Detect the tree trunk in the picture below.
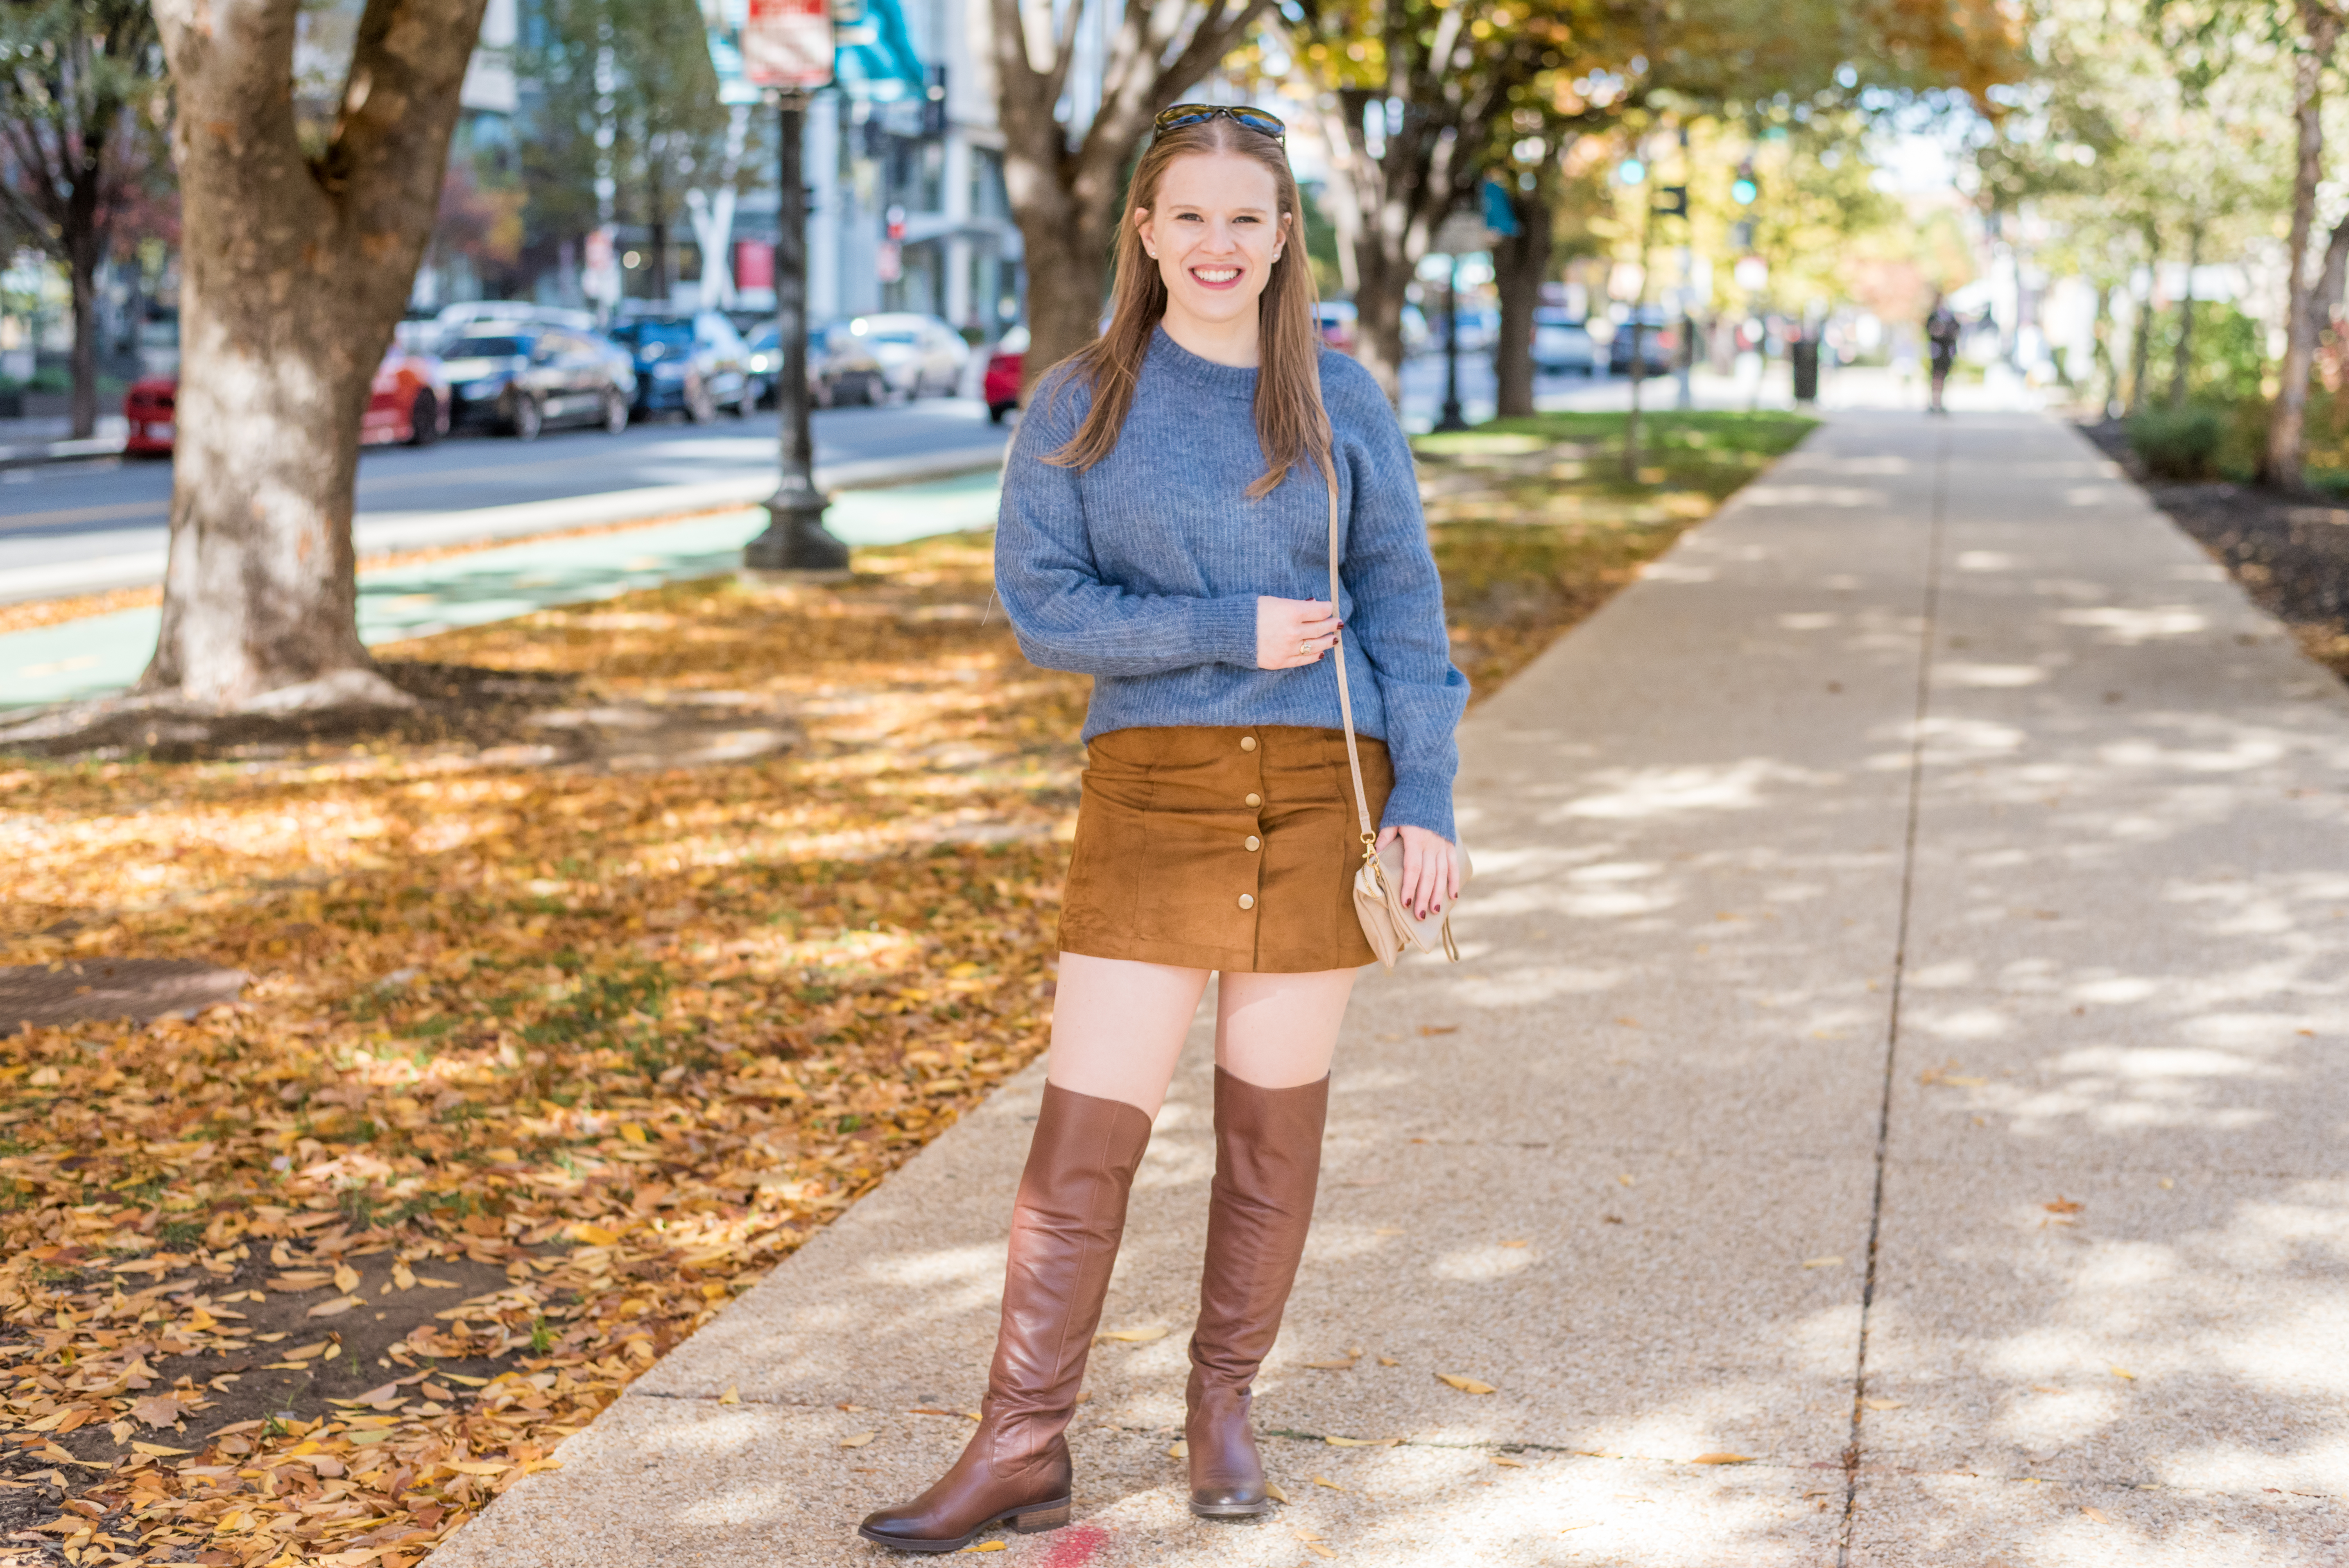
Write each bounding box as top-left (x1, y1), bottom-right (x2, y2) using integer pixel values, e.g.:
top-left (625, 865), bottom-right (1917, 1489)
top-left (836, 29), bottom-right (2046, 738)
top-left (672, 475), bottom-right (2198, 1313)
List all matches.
top-left (67, 244), bottom-right (100, 440)
top-left (650, 215), bottom-right (670, 304)
top-left (2127, 243), bottom-right (2156, 416)
top-left (1001, 132), bottom-right (1115, 394)
top-left (2170, 226), bottom-right (2199, 409)
top-left (2263, 7), bottom-right (2340, 489)
top-left (144, 0), bottom-right (491, 713)
top-left (1491, 183), bottom-right (1552, 419)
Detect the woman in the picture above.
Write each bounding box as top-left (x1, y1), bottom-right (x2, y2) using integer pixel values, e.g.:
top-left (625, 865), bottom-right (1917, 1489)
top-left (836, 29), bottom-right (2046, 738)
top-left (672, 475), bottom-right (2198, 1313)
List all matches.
top-left (856, 103), bottom-right (1466, 1553)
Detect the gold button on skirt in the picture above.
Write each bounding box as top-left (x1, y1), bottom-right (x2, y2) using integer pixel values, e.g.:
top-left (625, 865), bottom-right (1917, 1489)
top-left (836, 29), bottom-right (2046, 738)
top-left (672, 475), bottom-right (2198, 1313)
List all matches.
top-left (1059, 725), bottom-right (1394, 973)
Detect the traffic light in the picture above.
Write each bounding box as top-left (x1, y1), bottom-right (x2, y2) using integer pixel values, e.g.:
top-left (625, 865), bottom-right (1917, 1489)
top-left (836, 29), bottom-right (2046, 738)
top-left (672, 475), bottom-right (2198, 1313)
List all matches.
top-left (1618, 156), bottom-right (1647, 186)
top-left (1732, 159), bottom-right (1758, 206)
top-left (1654, 185), bottom-right (1687, 219)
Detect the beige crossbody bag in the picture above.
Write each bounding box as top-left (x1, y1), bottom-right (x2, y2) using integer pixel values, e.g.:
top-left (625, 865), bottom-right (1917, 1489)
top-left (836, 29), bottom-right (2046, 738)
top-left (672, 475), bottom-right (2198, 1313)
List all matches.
top-left (1319, 454), bottom-right (1471, 968)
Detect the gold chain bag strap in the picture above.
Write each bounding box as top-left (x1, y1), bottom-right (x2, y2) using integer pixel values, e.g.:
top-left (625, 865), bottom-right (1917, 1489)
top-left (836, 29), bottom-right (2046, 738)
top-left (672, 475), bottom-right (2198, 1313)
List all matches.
top-left (1319, 453), bottom-right (1471, 970)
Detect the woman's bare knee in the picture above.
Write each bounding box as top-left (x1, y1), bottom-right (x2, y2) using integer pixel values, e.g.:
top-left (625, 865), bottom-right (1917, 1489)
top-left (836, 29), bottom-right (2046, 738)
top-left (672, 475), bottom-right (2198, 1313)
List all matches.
top-left (1213, 968), bottom-right (1359, 1088)
top-left (1044, 953), bottom-right (1209, 1115)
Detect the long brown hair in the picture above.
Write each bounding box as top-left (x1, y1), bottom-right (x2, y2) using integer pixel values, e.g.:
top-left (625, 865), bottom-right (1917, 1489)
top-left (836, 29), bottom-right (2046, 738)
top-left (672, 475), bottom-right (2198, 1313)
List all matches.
top-left (1046, 116), bottom-right (1332, 500)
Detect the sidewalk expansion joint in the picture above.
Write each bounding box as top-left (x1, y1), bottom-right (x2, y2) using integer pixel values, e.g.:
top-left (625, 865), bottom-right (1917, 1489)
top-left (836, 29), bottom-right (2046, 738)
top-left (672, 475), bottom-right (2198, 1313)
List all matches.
top-left (1838, 427), bottom-right (1949, 1568)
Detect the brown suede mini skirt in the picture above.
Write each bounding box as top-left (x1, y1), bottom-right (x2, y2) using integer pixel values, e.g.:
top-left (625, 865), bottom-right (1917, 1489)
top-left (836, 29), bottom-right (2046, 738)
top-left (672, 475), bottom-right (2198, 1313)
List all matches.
top-left (1059, 725), bottom-right (1394, 973)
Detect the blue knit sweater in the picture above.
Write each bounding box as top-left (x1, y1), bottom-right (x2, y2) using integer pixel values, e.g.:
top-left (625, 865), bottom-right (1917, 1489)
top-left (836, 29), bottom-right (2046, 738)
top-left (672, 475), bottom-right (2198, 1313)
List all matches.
top-left (995, 326), bottom-right (1467, 839)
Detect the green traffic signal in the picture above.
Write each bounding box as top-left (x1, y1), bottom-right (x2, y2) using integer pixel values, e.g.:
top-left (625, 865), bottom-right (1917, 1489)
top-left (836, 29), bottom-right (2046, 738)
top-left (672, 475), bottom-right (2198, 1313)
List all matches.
top-left (1732, 176), bottom-right (1758, 205)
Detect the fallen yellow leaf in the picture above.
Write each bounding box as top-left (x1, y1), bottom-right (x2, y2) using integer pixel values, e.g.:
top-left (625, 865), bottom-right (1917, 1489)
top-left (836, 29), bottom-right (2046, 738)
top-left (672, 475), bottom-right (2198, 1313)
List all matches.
top-left (718, 1387), bottom-right (740, 1405)
top-left (840, 1431), bottom-right (876, 1449)
top-left (1861, 1398), bottom-right (1904, 1411)
top-left (1097, 1326), bottom-right (1169, 1343)
top-left (1378, 1356), bottom-right (1399, 1367)
top-left (1264, 1481), bottom-right (1290, 1503)
top-left (573, 1223), bottom-right (622, 1246)
top-left (1313, 1475), bottom-right (1346, 1491)
top-left (1802, 1256), bottom-right (1844, 1269)
top-left (332, 1263), bottom-right (360, 1294)
top-left (285, 1340), bottom-right (332, 1360)
top-left (446, 1462), bottom-right (509, 1476)
top-left (306, 1295), bottom-right (362, 1318)
top-left (2110, 1366), bottom-right (2136, 1381)
top-left (1436, 1373), bottom-right (1496, 1395)
top-left (1326, 1435), bottom-right (1400, 1448)
top-left (1491, 1455), bottom-right (1525, 1468)
top-left (1689, 1453), bottom-right (1752, 1465)
top-left (130, 1442), bottom-right (191, 1457)
top-left (2081, 1506), bottom-right (2109, 1524)
top-left (1166, 1440), bottom-right (1187, 1459)
top-left (1303, 1356), bottom-right (1359, 1370)
top-left (1500, 1239), bottom-right (1529, 1249)
top-left (1617, 1173), bottom-right (1635, 1187)
top-left (960, 1542), bottom-right (1007, 1553)
top-left (620, 1123), bottom-right (648, 1145)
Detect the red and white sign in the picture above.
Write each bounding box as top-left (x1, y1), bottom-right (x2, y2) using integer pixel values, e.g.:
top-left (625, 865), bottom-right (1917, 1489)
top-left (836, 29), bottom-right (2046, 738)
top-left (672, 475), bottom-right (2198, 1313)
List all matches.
top-left (745, 0), bottom-right (833, 87)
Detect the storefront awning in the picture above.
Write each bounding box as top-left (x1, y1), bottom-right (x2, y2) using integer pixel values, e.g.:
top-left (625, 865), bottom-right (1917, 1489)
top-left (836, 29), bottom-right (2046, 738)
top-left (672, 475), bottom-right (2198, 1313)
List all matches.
top-left (830, 0), bottom-right (926, 102)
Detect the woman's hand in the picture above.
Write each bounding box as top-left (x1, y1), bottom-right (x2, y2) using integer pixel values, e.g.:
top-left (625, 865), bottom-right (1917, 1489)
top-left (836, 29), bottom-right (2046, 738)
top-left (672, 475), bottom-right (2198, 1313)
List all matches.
top-left (1257, 596), bottom-right (1340, 670)
top-left (1376, 824), bottom-right (1459, 921)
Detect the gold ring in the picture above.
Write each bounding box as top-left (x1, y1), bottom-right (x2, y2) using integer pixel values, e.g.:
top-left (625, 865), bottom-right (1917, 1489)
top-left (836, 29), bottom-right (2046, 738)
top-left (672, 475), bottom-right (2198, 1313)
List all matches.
top-left (1297, 639), bottom-right (1311, 654)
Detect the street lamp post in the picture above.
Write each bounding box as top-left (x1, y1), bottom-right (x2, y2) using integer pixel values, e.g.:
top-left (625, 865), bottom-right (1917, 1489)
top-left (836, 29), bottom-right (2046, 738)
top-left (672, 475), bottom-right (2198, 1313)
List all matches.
top-left (1435, 252), bottom-right (1469, 433)
top-left (744, 93), bottom-right (849, 572)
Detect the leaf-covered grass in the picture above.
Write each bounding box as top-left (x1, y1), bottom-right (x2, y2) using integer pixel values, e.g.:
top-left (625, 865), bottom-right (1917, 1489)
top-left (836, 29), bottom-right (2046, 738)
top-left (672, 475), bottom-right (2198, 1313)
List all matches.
top-left (0, 414), bottom-right (1807, 1563)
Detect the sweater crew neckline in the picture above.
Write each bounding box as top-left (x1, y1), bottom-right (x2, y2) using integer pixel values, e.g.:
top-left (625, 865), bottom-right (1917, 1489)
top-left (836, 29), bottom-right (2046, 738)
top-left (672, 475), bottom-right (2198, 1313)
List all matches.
top-left (1147, 324), bottom-right (1260, 402)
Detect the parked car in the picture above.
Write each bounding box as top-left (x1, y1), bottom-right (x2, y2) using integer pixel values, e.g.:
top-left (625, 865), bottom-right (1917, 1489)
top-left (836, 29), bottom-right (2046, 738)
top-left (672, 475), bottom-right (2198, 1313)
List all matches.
top-left (440, 324), bottom-right (633, 439)
top-left (123, 343), bottom-right (451, 456)
top-left (1531, 309), bottom-right (1598, 375)
top-left (609, 311), bottom-right (756, 421)
top-left (848, 312), bottom-right (970, 400)
top-left (743, 323), bottom-right (781, 406)
top-left (1607, 308), bottom-right (1678, 376)
top-left (983, 325), bottom-right (1028, 422)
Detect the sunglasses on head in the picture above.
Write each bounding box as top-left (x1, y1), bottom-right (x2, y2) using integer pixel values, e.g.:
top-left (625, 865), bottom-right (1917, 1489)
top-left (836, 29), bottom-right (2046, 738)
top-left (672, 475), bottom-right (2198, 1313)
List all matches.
top-left (1153, 104), bottom-right (1287, 142)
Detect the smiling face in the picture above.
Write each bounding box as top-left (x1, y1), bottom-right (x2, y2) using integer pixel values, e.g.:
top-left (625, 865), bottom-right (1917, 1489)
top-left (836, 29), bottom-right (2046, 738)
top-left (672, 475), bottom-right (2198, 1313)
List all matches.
top-left (1135, 151), bottom-right (1289, 340)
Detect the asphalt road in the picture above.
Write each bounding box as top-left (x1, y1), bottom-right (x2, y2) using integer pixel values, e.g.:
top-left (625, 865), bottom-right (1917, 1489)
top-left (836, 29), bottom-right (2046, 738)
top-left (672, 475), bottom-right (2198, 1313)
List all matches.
top-left (0, 396), bottom-right (1009, 603)
top-left (0, 356), bottom-right (1705, 606)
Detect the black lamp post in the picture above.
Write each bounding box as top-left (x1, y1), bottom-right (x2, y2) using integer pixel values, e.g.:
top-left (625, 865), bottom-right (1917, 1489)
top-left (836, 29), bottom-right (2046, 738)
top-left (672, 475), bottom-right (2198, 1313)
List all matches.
top-left (1435, 252), bottom-right (1469, 433)
top-left (744, 92), bottom-right (849, 572)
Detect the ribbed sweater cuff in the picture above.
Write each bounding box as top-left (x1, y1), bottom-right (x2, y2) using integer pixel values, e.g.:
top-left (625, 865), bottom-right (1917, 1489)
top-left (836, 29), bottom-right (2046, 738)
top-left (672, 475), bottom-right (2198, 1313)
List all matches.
top-left (1197, 593), bottom-right (1261, 668)
top-left (1379, 775), bottom-right (1456, 842)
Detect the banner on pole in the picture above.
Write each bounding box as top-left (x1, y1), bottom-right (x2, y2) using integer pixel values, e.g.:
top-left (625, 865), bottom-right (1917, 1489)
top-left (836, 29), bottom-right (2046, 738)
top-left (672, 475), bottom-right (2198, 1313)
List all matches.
top-left (744, 0), bottom-right (834, 87)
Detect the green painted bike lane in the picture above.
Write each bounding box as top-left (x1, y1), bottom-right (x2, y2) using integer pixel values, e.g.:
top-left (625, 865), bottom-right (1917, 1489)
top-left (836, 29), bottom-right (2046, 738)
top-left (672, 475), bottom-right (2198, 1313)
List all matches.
top-left (1, 470), bottom-right (1001, 714)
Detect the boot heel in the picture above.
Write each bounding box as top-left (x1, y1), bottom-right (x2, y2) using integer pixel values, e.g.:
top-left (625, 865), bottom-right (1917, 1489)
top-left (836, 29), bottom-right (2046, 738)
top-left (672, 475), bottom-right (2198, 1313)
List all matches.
top-left (1009, 1502), bottom-right (1071, 1532)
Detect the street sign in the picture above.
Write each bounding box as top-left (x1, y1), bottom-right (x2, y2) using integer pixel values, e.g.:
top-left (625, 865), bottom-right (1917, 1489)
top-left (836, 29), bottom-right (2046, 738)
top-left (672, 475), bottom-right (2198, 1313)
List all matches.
top-left (744, 0), bottom-right (834, 88)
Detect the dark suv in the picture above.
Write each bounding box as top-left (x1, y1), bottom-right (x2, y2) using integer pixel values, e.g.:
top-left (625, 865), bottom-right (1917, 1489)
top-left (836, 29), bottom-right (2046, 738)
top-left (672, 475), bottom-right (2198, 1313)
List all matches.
top-left (609, 312), bottom-right (756, 422)
top-left (439, 325), bottom-right (636, 439)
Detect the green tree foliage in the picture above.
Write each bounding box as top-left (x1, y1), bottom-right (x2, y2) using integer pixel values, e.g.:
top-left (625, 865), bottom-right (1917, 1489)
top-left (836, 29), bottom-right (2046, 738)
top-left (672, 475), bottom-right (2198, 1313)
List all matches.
top-left (519, 0), bottom-right (731, 302)
top-left (0, 0), bottom-right (168, 436)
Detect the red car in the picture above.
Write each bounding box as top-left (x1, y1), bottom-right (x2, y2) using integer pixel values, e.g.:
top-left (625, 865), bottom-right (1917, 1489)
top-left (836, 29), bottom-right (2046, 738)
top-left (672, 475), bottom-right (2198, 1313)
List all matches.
top-left (983, 325), bottom-right (1028, 423)
top-left (123, 345), bottom-right (451, 456)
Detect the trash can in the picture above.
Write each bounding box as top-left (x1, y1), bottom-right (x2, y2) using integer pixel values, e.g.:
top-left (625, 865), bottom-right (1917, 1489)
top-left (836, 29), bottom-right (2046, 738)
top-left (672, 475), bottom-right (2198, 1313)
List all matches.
top-left (1790, 337), bottom-right (1821, 403)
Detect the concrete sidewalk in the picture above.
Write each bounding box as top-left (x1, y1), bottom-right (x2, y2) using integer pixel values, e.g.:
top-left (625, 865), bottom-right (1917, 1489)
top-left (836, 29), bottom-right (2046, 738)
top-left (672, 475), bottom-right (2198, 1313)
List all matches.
top-left (428, 411), bottom-right (2349, 1566)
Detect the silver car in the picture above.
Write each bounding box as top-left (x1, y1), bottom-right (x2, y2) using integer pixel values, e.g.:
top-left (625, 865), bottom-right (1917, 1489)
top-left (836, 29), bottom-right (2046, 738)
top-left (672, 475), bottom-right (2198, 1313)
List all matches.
top-left (1532, 309), bottom-right (1598, 375)
top-left (846, 313), bottom-right (971, 400)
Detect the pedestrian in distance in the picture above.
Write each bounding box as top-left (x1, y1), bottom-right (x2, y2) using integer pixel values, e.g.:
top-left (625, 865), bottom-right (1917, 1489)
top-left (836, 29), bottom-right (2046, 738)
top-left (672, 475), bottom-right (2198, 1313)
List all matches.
top-left (854, 102), bottom-right (1467, 1553)
top-left (1926, 292), bottom-right (1961, 415)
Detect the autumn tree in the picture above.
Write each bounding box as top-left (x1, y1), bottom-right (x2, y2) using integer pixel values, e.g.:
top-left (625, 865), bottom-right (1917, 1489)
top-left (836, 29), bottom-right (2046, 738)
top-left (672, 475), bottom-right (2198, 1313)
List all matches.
top-left (519, 0), bottom-right (731, 303)
top-left (140, 0), bottom-right (490, 712)
top-left (989, 0), bottom-right (1276, 388)
top-left (0, 0), bottom-right (167, 438)
top-left (1290, 0), bottom-right (2019, 402)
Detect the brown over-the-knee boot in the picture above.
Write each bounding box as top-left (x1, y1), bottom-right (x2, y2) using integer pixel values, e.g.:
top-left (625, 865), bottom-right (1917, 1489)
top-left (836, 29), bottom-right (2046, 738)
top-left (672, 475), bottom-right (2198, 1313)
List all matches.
top-left (1186, 1068), bottom-right (1328, 1519)
top-left (857, 1083), bottom-right (1154, 1553)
